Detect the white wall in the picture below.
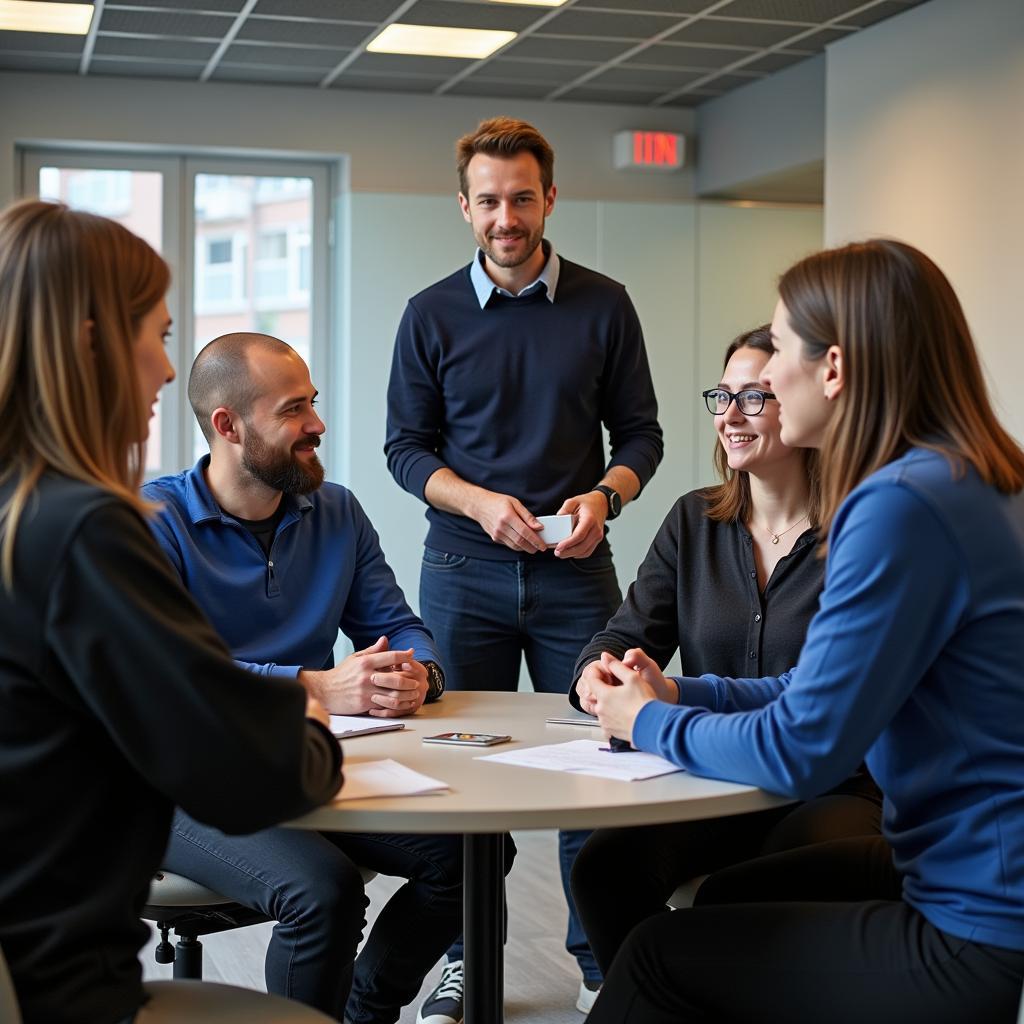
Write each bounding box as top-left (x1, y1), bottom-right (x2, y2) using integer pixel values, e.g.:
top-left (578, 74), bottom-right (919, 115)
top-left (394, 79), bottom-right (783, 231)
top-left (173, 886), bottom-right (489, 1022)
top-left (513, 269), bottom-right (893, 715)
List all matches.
top-left (825, 0), bottom-right (1024, 439)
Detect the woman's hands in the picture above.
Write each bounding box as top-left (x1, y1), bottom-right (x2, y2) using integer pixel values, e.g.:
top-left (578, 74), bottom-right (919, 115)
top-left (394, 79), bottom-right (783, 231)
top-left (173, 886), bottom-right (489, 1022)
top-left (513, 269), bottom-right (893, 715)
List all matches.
top-left (574, 648), bottom-right (679, 744)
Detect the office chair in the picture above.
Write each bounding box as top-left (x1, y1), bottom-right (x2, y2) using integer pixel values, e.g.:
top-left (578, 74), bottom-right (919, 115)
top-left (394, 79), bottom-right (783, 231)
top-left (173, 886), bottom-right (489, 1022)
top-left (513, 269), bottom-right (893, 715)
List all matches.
top-left (667, 874), bottom-right (709, 910)
top-left (0, 941), bottom-right (333, 1023)
top-left (144, 866), bottom-right (377, 980)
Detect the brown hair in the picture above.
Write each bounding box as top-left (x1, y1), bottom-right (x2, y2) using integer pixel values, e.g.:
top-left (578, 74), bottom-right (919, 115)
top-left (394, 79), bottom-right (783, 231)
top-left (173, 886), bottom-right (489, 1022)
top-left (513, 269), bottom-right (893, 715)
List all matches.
top-left (701, 325), bottom-right (821, 527)
top-left (0, 199), bottom-right (170, 583)
top-left (456, 116), bottom-right (555, 197)
top-left (778, 238), bottom-right (1024, 539)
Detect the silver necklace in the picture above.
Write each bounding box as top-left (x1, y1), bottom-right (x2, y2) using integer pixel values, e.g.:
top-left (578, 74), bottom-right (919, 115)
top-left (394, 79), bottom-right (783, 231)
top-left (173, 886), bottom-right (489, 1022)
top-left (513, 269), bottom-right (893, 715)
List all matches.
top-left (759, 513), bottom-right (808, 545)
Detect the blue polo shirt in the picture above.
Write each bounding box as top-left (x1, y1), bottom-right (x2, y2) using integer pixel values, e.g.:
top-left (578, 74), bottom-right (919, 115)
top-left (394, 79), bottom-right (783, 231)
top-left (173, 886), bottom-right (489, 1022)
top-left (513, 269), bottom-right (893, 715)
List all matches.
top-left (142, 457), bottom-right (439, 678)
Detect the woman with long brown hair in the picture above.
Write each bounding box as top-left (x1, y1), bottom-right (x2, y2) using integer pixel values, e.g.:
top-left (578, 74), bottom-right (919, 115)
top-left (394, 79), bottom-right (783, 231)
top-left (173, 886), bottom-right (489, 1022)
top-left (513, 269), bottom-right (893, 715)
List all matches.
top-left (585, 239), bottom-right (1024, 1022)
top-left (568, 325), bottom-right (880, 982)
top-left (0, 199), bottom-right (342, 1024)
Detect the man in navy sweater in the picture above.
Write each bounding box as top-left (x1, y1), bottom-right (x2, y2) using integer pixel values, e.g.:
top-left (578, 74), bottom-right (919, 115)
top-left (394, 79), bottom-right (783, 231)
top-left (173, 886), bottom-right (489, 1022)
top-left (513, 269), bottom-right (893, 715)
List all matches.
top-left (385, 116), bottom-right (663, 1023)
top-left (142, 333), bottom-right (493, 1024)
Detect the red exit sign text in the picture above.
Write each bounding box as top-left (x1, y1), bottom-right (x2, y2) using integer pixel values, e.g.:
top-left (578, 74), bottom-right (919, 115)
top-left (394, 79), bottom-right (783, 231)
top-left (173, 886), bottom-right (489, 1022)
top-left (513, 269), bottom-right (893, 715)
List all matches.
top-left (613, 130), bottom-right (686, 172)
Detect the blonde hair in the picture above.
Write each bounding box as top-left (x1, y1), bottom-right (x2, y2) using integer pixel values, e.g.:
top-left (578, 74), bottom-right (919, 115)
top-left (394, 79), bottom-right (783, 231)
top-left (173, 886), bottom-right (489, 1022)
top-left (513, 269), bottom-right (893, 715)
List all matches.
top-left (778, 238), bottom-right (1024, 542)
top-left (0, 199), bottom-right (170, 583)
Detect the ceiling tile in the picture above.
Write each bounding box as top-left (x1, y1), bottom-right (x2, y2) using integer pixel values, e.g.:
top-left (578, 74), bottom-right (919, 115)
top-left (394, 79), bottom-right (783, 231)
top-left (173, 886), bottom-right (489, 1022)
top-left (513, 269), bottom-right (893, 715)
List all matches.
top-left (94, 35), bottom-right (219, 61)
top-left (0, 53), bottom-right (81, 72)
top-left (669, 16), bottom-right (803, 47)
top-left (347, 51), bottom-right (475, 75)
top-left (88, 58), bottom-right (207, 79)
top-left (211, 64), bottom-right (328, 84)
top-left (660, 91), bottom-right (711, 106)
top-left (330, 73), bottom-right (448, 92)
top-left (0, 31), bottom-right (84, 53)
top-left (471, 57), bottom-right (599, 84)
top-left (238, 18), bottom-right (369, 47)
top-left (699, 70), bottom-right (766, 90)
top-left (505, 35), bottom-right (633, 62)
top-left (445, 78), bottom-right (554, 99)
top-left (836, 0), bottom-right (923, 28)
top-left (558, 84), bottom-right (669, 105)
top-left (629, 42), bottom-right (750, 70)
top-left (537, 9), bottom-right (683, 40)
top-left (254, 0), bottom-right (406, 18)
top-left (716, 0), bottom-right (868, 20)
top-left (787, 26), bottom-right (856, 50)
top-left (571, 0), bottom-right (712, 12)
top-left (401, 0), bottom-right (542, 31)
top-left (98, 9), bottom-right (235, 37)
top-left (105, 0), bottom-right (247, 11)
top-left (589, 64), bottom-right (704, 89)
top-left (222, 43), bottom-right (342, 67)
top-left (740, 49), bottom-right (808, 73)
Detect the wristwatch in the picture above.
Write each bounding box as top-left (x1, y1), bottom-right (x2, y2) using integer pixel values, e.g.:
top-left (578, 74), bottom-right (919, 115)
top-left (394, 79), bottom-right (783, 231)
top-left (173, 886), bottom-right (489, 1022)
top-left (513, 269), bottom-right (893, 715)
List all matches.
top-left (591, 485), bottom-right (622, 521)
top-left (423, 661), bottom-right (446, 703)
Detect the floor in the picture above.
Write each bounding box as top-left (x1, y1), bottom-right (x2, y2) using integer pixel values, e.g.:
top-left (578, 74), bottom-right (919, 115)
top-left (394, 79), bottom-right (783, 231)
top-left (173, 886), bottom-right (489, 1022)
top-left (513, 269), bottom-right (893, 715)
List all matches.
top-left (141, 829), bottom-right (589, 1023)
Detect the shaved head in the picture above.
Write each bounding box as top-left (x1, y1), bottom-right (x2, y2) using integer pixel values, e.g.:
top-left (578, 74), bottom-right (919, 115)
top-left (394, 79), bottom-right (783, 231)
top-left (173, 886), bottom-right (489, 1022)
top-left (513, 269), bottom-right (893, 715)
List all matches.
top-left (189, 332), bottom-right (296, 443)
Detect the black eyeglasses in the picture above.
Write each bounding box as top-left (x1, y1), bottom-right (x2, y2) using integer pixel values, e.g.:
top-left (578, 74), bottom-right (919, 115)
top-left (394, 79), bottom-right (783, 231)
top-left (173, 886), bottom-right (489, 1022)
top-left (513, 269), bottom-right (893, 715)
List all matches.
top-left (701, 388), bottom-right (776, 416)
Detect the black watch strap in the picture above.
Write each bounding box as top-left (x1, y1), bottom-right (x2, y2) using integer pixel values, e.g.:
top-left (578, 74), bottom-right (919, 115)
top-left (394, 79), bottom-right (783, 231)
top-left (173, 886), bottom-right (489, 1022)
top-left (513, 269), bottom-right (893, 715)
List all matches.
top-left (592, 484), bottom-right (622, 520)
top-left (423, 661), bottom-right (445, 702)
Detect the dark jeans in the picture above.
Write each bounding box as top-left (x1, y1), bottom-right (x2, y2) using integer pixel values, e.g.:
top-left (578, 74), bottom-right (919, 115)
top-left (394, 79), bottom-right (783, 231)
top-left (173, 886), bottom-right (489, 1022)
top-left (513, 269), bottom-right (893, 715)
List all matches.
top-left (587, 835), bottom-right (1024, 1023)
top-left (164, 811), bottom-right (497, 1024)
top-left (420, 547), bottom-right (621, 982)
top-left (572, 774), bottom-right (883, 973)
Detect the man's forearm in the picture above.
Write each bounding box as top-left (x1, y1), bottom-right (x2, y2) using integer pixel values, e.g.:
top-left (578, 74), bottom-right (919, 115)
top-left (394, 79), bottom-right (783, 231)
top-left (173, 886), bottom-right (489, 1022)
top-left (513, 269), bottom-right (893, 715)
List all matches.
top-left (598, 466), bottom-right (641, 508)
top-left (424, 467), bottom-right (488, 518)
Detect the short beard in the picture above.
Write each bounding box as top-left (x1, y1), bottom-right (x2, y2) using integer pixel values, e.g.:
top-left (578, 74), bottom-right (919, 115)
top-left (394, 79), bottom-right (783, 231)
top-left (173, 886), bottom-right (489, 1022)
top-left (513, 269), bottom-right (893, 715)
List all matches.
top-left (241, 428), bottom-right (325, 495)
top-left (479, 221), bottom-right (545, 270)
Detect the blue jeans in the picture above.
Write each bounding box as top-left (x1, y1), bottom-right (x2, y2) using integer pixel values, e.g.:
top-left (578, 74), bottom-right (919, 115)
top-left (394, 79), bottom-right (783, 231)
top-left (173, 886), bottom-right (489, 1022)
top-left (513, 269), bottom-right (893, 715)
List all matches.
top-left (420, 548), bottom-right (621, 983)
top-left (164, 812), bottom-right (503, 1023)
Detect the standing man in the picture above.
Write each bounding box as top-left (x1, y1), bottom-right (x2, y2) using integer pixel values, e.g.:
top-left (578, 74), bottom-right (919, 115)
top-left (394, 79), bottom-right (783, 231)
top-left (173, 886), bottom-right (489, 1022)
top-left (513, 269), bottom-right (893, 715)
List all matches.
top-left (386, 117), bottom-right (663, 1022)
top-left (143, 333), bottom-right (493, 1024)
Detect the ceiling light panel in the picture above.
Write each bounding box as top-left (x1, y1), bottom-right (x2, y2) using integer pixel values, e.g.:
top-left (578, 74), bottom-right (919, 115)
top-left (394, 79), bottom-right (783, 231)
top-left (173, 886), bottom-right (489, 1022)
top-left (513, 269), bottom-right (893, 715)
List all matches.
top-left (0, 1), bottom-right (94, 35)
top-left (367, 23), bottom-right (516, 59)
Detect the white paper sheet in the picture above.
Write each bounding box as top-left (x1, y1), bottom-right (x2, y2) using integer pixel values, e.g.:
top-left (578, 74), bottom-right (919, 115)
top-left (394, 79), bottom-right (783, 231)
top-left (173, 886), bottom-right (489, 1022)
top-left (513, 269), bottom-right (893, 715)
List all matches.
top-left (477, 739), bottom-right (683, 782)
top-left (329, 715), bottom-right (406, 739)
top-left (332, 759), bottom-right (449, 802)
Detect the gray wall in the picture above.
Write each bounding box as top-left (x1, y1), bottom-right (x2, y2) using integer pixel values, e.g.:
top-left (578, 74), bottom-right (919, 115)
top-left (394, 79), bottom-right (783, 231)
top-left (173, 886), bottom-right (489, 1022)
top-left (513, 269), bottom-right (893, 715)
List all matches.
top-left (825, 0), bottom-right (1024, 440)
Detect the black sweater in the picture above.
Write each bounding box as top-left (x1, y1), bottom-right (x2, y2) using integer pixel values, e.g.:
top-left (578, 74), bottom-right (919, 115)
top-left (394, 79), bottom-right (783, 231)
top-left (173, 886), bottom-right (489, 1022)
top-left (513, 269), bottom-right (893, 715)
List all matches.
top-left (0, 473), bottom-right (342, 1024)
top-left (571, 489), bottom-right (824, 699)
top-left (385, 257), bottom-right (664, 560)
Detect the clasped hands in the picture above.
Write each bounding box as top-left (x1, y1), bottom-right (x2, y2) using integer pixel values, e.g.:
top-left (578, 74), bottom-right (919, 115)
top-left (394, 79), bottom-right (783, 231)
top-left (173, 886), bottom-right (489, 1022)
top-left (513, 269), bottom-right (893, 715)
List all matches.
top-left (575, 648), bottom-right (677, 745)
top-left (300, 636), bottom-right (428, 718)
top-left (471, 488), bottom-right (607, 559)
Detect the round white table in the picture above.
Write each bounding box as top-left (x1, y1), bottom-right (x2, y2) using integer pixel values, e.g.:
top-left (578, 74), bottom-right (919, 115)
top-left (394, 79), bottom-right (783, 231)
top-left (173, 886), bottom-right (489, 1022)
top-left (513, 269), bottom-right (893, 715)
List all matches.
top-left (290, 691), bottom-right (791, 1024)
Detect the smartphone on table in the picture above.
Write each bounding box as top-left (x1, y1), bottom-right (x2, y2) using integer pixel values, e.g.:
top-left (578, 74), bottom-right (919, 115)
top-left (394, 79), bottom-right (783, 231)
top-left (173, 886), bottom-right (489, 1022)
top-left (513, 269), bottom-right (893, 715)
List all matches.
top-left (423, 732), bottom-right (512, 747)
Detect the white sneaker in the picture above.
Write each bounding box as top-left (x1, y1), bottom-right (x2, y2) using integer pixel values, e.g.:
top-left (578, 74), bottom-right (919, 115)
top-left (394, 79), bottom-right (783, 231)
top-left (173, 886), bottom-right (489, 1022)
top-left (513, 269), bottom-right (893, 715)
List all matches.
top-left (576, 978), bottom-right (601, 1013)
top-left (417, 959), bottom-right (464, 1024)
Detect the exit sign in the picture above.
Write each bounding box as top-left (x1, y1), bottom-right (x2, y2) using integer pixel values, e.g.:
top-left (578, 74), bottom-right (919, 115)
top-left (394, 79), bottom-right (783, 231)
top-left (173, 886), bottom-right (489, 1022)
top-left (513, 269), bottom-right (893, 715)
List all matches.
top-left (613, 130), bottom-right (686, 172)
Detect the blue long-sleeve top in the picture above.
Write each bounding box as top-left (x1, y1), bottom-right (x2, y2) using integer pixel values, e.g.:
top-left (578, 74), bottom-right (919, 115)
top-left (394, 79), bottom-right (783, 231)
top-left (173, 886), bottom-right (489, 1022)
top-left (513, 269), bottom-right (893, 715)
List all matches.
top-left (142, 457), bottom-right (440, 678)
top-left (633, 448), bottom-right (1024, 950)
top-left (384, 254), bottom-right (664, 560)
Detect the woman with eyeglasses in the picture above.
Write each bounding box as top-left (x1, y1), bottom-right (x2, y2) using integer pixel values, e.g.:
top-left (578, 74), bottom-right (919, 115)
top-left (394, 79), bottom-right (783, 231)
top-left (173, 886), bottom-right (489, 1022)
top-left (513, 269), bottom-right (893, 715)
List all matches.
top-left (0, 200), bottom-right (342, 1024)
top-left (585, 239), bottom-right (1024, 1023)
top-left (569, 324), bottom-right (882, 977)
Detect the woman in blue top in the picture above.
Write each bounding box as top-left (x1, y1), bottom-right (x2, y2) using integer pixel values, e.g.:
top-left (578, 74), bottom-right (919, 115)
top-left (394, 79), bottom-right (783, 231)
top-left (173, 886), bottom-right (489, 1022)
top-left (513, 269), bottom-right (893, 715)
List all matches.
top-left (585, 238), bottom-right (1024, 1023)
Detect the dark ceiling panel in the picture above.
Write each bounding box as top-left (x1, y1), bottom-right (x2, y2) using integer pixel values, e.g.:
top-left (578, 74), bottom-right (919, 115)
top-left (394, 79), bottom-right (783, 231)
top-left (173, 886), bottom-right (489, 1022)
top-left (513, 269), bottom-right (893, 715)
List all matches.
top-left (740, 49), bottom-right (809, 73)
top-left (0, 31), bottom-right (84, 53)
top-left (505, 35), bottom-right (634, 62)
top-left (589, 64), bottom-right (707, 89)
top-left (717, 0), bottom-right (869, 19)
top-left (94, 35), bottom-right (220, 61)
top-left (212, 64), bottom-right (328, 84)
top-left (537, 9), bottom-right (683, 39)
top-left (105, 0), bottom-right (248, 11)
top-left (238, 18), bottom-right (369, 46)
top-left (629, 42), bottom-right (752, 69)
top-left (0, 53), bottom-right (81, 72)
top-left (660, 90), bottom-right (718, 106)
top-left (559, 84), bottom-right (670, 105)
top-left (669, 17), bottom-right (805, 47)
top-left (788, 26), bottom-right (856, 49)
top-left (254, 0), bottom-right (397, 18)
top-left (99, 9), bottom-right (236, 37)
top-left (699, 70), bottom-right (764, 90)
top-left (89, 58), bottom-right (207, 78)
top-left (471, 58), bottom-right (600, 84)
top-left (571, 0), bottom-right (713, 12)
top-left (837, 1), bottom-right (922, 28)
top-left (401, 0), bottom-right (541, 31)
top-left (223, 43), bottom-right (342, 66)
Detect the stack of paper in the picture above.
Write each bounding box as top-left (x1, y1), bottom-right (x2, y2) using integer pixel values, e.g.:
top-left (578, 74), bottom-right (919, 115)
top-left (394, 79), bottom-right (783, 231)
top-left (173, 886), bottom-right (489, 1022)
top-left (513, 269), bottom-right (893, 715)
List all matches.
top-left (478, 739), bottom-right (683, 782)
top-left (333, 759), bottom-right (449, 802)
top-left (329, 715), bottom-right (406, 739)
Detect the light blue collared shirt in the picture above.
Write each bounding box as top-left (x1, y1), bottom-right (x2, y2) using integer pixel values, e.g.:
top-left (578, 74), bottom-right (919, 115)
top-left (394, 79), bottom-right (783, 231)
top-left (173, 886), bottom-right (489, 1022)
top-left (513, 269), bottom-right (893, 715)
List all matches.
top-left (469, 239), bottom-right (560, 309)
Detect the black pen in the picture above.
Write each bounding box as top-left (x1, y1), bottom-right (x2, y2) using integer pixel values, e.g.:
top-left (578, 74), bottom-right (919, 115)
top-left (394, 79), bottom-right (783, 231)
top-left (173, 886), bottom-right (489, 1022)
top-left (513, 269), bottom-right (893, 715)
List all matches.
top-left (601, 736), bottom-right (633, 753)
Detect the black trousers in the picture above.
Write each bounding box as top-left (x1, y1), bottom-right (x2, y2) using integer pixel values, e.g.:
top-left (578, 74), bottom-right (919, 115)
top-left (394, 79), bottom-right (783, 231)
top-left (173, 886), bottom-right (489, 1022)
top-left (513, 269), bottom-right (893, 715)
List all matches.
top-left (572, 775), bottom-right (883, 974)
top-left (586, 836), bottom-right (1024, 1023)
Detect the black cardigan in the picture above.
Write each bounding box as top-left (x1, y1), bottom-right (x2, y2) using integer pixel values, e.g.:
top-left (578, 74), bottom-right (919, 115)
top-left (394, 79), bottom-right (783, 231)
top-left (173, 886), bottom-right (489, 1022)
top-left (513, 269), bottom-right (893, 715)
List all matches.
top-left (0, 473), bottom-right (342, 1024)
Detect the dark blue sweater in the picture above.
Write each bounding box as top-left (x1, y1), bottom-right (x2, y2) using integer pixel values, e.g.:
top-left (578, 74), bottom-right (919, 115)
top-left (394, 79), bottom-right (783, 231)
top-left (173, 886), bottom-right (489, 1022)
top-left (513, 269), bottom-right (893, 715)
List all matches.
top-left (385, 257), bottom-right (663, 560)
